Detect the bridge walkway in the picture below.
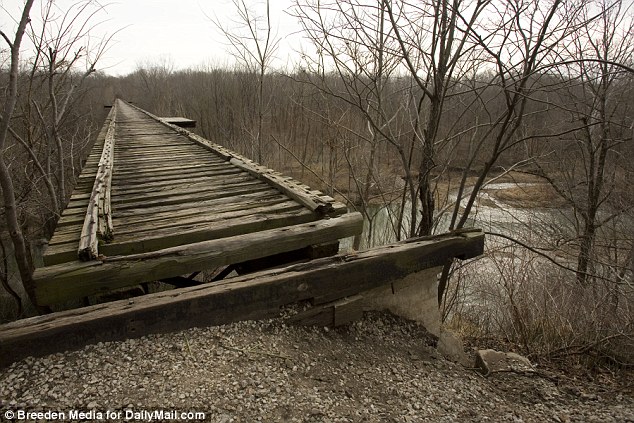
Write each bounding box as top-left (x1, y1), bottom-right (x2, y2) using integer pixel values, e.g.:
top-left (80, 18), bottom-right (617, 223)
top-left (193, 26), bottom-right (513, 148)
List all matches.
top-left (34, 99), bottom-right (362, 306)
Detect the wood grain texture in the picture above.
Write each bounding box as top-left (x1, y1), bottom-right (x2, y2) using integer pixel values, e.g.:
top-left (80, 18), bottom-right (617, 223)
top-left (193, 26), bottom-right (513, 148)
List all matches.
top-left (128, 103), bottom-right (338, 216)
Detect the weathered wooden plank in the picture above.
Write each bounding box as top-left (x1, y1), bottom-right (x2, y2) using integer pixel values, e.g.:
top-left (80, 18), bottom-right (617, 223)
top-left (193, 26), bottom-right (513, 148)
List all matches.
top-left (110, 168), bottom-right (244, 186)
top-left (34, 212), bottom-right (365, 305)
top-left (162, 116), bottom-right (196, 127)
top-left (115, 153), bottom-right (214, 164)
top-left (116, 200), bottom-right (303, 238)
top-left (111, 174), bottom-right (256, 198)
top-left (115, 142), bottom-right (199, 150)
top-left (112, 163), bottom-right (235, 178)
top-left (57, 192), bottom-right (286, 232)
top-left (112, 162), bottom-right (229, 177)
top-left (114, 141), bottom-right (186, 149)
top-left (103, 206), bottom-right (314, 254)
top-left (111, 170), bottom-right (249, 194)
top-left (112, 154), bottom-right (209, 167)
top-left (43, 206), bottom-right (320, 265)
top-left (49, 200), bottom-right (303, 246)
top-left (111, 179), bottom-right (262, 205)
top-left (3, 229), bottom-right (483, 368)
top-left (108, 187), bottom-right (277, 218)
top-left (113, 193), bottom-right (288, 228)
top-left (115, 142), bottom-right (189, 148)
top-left (47, 223), bottom-right (83, 243)
top-left (111, 182), bottom-right (269, 211)
top-left (114, 158), bottom-right (209, 168)
top-left (77, 104), bottom-right (117, 261)
top-left (57, 186), bottom-right (278, 227)
top-left (114, 139), bottom-right (187, 147)
top-left (65, 178), bottom-right (264, 215)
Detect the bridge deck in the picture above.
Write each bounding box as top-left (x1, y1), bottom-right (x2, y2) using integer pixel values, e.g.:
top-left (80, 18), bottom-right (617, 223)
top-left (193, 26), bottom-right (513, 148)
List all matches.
top-left (34, 100), bottom-right (362, 306)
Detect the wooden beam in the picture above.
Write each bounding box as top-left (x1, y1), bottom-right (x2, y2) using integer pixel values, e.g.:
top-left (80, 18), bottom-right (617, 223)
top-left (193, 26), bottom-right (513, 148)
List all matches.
top-left (289, 295), bottom-right (364, 327)
top-left (3, 229), bottom-right (483, 368)
top-left (234, 242), bottom-right (340, 275)
top-left (34, 212), bottom-right (364, 305)
top-left (78, 103), bottom-right (117, 260)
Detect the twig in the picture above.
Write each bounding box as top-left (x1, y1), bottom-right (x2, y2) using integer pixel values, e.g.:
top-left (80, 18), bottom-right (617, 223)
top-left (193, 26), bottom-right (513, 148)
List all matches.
top-left (270, 134), bottom-right (351, 205)
top-left (184, 334), bottom-right (196, 363)
top-left (485, 231), bottom-right (627, 285)
top-left (222, 343), bottom-right (290, 360)
top-left (0, 30), bottom-right (13, 49)
top-left (545, 333), bottom-right (628, 358)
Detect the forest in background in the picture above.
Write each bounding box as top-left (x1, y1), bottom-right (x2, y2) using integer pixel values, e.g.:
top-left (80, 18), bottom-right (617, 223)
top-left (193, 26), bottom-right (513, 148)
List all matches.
top-left (1, 0), bottom-right (633, 369)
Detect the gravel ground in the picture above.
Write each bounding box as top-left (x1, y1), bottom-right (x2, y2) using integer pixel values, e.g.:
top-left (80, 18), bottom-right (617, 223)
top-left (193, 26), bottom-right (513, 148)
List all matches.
top-left (1, 312), bottom-right (632, 422)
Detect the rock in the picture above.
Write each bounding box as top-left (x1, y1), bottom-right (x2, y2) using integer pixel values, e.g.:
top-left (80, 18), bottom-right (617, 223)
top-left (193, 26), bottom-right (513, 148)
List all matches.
top-left (437, 330), bottom-right (470, 366)
top-left (475, 349), bottom-right (534, 375)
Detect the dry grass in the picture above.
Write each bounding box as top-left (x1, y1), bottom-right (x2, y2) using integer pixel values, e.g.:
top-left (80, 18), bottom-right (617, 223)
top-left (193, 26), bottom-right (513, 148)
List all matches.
top-left (485, 183), bottom-right (566, 209)
top-left (448, 243), bottom-right (634, 370)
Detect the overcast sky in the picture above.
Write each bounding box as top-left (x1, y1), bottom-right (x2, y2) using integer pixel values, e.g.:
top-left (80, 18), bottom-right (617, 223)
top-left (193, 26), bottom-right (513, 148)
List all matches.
top-left (0, 0), bottom-right (304, 75)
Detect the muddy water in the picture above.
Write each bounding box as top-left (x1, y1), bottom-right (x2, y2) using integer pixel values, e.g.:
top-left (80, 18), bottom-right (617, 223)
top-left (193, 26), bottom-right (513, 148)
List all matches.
top-left (341, 182), bottom-right (568, 251)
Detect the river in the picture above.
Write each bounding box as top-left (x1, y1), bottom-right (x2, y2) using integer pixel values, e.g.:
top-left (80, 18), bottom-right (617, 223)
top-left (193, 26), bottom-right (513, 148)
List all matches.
top-left (341, 182), bottom-right (571, 251)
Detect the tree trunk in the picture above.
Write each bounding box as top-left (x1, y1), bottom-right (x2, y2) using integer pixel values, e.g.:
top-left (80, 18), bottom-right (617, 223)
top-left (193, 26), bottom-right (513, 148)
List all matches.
top-left (0, 159), bottom-right (39, 308)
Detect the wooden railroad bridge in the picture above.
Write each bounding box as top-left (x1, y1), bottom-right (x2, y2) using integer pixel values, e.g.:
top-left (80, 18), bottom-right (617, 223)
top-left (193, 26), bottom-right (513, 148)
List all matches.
top-left (34, 99), bottom-right (363, 306)
top-left (0, 99), bottom-right (484, 367)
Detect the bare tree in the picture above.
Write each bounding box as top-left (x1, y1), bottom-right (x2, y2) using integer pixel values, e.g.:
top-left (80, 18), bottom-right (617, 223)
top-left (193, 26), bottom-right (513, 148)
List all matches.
top-left (0, 0), bottom-right (38, 311)
top-left (211, 0), bottom-right (280, 164)
top-left (41, 1), bottom-right (111, 205)
top-left (1, 0), bottom-right (115, 314)
top-left (291, 0), bottom-right (406, 247)
top-left (535, 0), bottom-right (634, 284)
